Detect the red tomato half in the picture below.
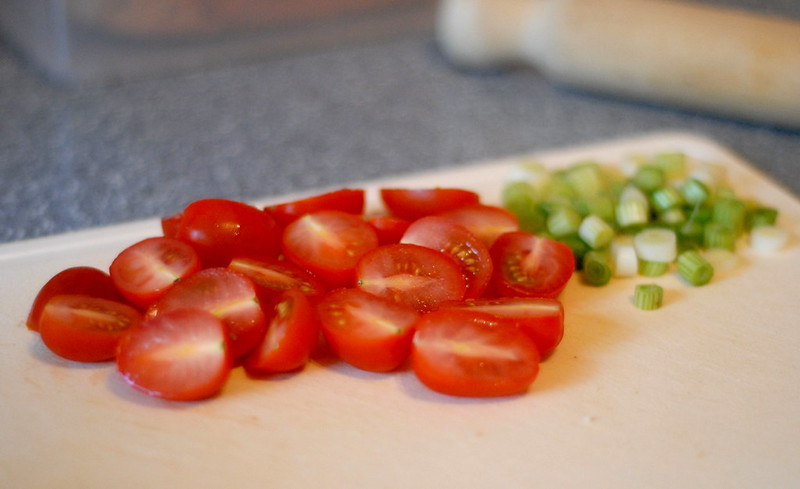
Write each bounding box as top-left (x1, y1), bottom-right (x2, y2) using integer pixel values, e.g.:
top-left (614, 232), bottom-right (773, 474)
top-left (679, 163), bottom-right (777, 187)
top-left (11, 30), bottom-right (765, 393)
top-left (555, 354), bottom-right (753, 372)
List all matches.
top-left (148, 267), bottom-right (266, 360)
top-left (439, 204), bottom-right (520, 247)
top-left (317, 288), bottom-right (420, 372)
top-left (244, 289), bottom-right (320, 375)
top-left (401, 216), bottom-right (493, 299)
top-left (282, 210), bottom-right (379, 288)
top-left (490, 231), bottom-right (575, 299)
top-left (160, 213), bottom-right (182, 238)
top-left (439, 297), bottom-right (564, 357)
top-left (26, 266), bottom-right (125, 332)
top-left (355, 243), bottom-right (466, 312)
top-left (228, 256), bottom-right (326, 304)
top-left (380, 188), bottom-right (480, 221)
top-left (367, 215), bottom-right (411, 245)
top-left (176, 198), bottom-right (281, 267)
top-left (110, 237), bottom-right (201, 309)
top-left (117, 308), bottom-right (232, 401)
top-left (268, 188), bottom-right (365, 227)
top-left (39, 295), bottom-right (142, 362)
top-left (411, 309), bottom-right (540, 397)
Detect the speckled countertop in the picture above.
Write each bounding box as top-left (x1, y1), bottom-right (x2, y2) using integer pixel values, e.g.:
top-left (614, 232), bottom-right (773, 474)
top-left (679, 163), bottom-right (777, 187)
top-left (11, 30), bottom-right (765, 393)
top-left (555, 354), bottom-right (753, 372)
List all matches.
top-left (1, 0), bottom-right (798, 245)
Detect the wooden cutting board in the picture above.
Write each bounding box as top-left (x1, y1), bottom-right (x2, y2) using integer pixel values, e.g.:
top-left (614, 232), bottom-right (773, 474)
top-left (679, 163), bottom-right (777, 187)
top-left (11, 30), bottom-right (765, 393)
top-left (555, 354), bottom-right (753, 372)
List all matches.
top-left (1, 132), bottom-right (798, 489)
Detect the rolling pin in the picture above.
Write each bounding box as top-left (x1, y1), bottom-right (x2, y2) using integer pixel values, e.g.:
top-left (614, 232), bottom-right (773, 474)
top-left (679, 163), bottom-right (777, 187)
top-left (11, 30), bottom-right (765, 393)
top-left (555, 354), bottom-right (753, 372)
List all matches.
top-left (437, 0), bottom-right (800, 129)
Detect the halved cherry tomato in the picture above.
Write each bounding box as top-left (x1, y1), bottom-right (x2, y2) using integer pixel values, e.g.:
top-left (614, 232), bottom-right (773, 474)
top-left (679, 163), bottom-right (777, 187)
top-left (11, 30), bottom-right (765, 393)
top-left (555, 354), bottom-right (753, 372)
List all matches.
top-left (282, 210), bottom-right (379, 288)
top-left (243, 289), bottom-right (320, 375)
top-left (176, 198), bottom-right (281, 267)
top-left (439, 204), bottom-right (520, 247)
top-left (317, 288), bottom-right (419, 372)
top-left (39, 295), bottom-right (142, 362)
top-left (26, 266), bottom-right (125, 331)
top-left (411, 309), bottom-right (540, 397)
top-left (268, 188), bottom-right (365, 227)
top-left (228, 256), bottom-right (326, 305)
top-left (109, 237), bottom-right (201, 309)
top-left (147, 267), bottom-right (266, 360)
top-left (367, 215), bottom-right (411, 245)
top-left (438, 297), bottom-right (564, 357)
top-left (160, 213), bottom-right (182, 238)
top-left (380, 188), bottom-right (480, 221)
top-left (355, 243), bottom-right (466, 312)
top-left (117, 308), bottom-right (232, 401)
top-left (400, 216), bottom-right (493, 299)
top-left (490, 231), bottom-right (575, 299)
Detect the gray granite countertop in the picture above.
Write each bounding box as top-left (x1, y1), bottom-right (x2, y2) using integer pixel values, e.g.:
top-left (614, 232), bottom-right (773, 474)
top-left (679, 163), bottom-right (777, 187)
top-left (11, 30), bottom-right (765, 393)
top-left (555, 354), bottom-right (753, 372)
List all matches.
top-left (1, 0), bottom-right (798, 245)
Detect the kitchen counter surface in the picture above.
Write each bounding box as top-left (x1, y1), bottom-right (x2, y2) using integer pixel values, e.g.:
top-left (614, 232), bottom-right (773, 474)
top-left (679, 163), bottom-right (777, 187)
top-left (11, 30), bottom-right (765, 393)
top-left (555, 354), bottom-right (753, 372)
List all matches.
top-left (1, 0), bottom-right (798, 244)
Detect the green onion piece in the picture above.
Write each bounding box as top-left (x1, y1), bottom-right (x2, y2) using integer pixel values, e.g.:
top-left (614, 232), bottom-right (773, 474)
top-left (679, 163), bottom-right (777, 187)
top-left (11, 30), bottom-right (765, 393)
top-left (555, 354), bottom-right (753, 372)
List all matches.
top-left (689, 163), bottom-right (727, 189)
top-left (712, 197), bottom-right (747, 236)
top-left (632, 165), bottom-right (665, 193)
top-left (502, 181), bottom-right (546, 234)
top-left (749, 225), bottom-right (789, 253)
top-left (638, 259), bottom-right (670, 277)
top-left (704, 222), bottom-right (737, 251)
top-left (680, 178), bottom-right (711, 206)
top-left (650, 186), bottom-right (684, 212)
top-left (583, 251), bottom-right (613, 286)
top-left (557, 234), bottom-right (590, 270)
top-left (634, 284), bottom-right (663, 310)
top-left (573, 195), bottom-right (616, 222)
top-left (547, 206), bottom-right (582, 237)
top-left (562, 161), bottom-right (605, 197)
top-left (652, 152), bottom-right (687, 179)
top-left (610, 236), bottom-right (638, 277)
top-left (746, 206), bottom-right (779, 230)
top-left (658, 207), bottom-right (686, 228)
top-left (676, 250), bottom-right (714, 286)
top-left (616, 200), bottom-right (649, 229)
top-left (578, 215), bottom-right (615, 249)
top-left (634, 228), bottom-right (677, 263)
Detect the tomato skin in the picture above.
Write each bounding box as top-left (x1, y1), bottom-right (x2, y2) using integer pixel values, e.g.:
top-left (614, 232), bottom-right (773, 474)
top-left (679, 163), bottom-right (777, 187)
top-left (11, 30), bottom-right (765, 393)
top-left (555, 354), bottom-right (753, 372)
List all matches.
top-left (147, 267), bottom-right (266, 360)
top-left (176, 198), bottom-right (281, 267)
top-left (27, 266), bottom-right (125, 332)
top-left (367, 215), bottom-right (411, 245)
top-left (228, 256), bottom-right (326, 304)
top-left (380, 188), bottom-right (480, 221)
top-left (39, 295), bottom-right (143, 362)
top-left (355, 243), bottom-right (466, 312)
top-left (439, 204), bottom-right (520, 248)
top-left (243, 289), bottom-right (320, 374)
top-left (282, 210), bottom-right (379, 288)
top-left (117, 308), bottom-right (232, 401)
top-left (400, 216), bottom-right (493, 299)
top-left (109, 237), bottom-right (202, 310)
top-left (411, 309), bottom-right (540, 397)
top-left (439, 297), bottom-right (564, 357)
top-left (317, 288), bottom-right (420, 372)
top-left (269, 188), bottom-right (365, 227)
top-left (490, 231), bottom-right (576, 299)
top-left (160, 213), bottom-right (183, 238)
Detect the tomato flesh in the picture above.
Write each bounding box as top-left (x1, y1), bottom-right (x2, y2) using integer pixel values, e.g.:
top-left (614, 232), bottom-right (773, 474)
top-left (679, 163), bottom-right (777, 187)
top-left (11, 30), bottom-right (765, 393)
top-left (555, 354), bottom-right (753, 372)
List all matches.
top-left (148, 267), bottom-right (266, 360)
top-left (439, 204), bottom-right (519, 247)
top-left (490, 231), bottom-right (575, 298)
top-left (400, 216), bottom-right (493, 299)
top-left (244, 289), bottom-right (320, 374)
top-left (26, 266), bottom-right (125, 332)
top-left (110, 237), bottom-right (201, 309)
top-left (268, 188), bottom-right (365, 227)
top-left (117, 308), bottom-right (231, 401)
top-left (356, 243), bottom-right (466, 312)
top-left (411, 309), bottom-right (540, 397)
top-left (317, 288), bottom-right (420, 372)
top-left (367, 215), bottom-right (411, 245)
top-left (380, 188), bottom-right (480, 221)
top-left (228, 256), bottom-right (326, 304)
top-left (39, 295), bottom-right (142, 362)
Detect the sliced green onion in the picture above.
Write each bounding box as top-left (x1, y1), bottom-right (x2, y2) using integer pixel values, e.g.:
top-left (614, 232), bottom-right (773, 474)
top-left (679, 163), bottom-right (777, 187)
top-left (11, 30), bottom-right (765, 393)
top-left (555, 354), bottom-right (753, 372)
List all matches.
top-left (557, 234), bottom-right (590, 270)
top-left (616, 200), bottom-right (649, 229)
top-left (583, 251), bottom-right (613, 286)
top-left (746, 206), bottom-right (779, 230)
top-left (704, 222), bottom-right (737, 251)
top-left (652, 152), bottom-right (687, 179)
top-left (650, 186), bottom-right (684, 212)
top-left (634, 284), bottom-right (663, 310)
top-left (632, 165), bottom-right (665, 193)
top-left (749, 225), bottom-right (789, 253)
top-left (676, 250), bottom-right (714, 286)
top-left (638, 259), bottom-right (670, 277)
top-left (547, 206), bottom-right (582, 237)
top-left (658, 207), bottom-right (686, 228)
top-left (501, 181), bottom-right (546, 233)
top-left (610, 236), bottom-right (638, 277)
top-left (634, 228), bottom-right (677, 263)
top-left (680, 178), bottom-right (711, 206)
top-left (689, 162), bottom-right (727, 189)
top-left (578, 215), bottom-right (615, 249)
top-left (562, 161), bottom-right (605, 197)
top-left (712, 197), bottom-right (747, 236)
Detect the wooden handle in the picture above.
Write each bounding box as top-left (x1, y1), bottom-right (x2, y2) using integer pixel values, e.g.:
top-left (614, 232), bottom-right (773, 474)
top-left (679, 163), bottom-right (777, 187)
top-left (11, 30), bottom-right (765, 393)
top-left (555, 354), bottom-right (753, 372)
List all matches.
top-left (437, 0), bottom-right (800, 128)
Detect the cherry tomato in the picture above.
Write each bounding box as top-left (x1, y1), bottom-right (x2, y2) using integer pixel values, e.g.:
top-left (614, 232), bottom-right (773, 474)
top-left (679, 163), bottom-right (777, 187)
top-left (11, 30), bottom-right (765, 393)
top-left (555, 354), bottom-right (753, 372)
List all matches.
top-left (400, 216), bottom-right (493, 299)
top-left (439, 203), bottom-right (520, 247)
top-left (148, 267), bottom-right (266, 360)
top-left (26, 266), bottom-right (125, 332)
top-left (490, 231), bottom-right (575, 298)
top-left (268, 188), bottom-right (365, 227)
top-left (317, 288), bottom-right (420, 372)
top-left (160, 213), bottom-right (182, 238)
top-left (176, 198), bottom-right (281, 267)
top-left (109, 237), bottom-right (201, 309)
top-left (282, 210), bottom-right (379, 288)
top-left (243, 289), bottom-right (320, 375)
top-left (380, 188), bottom-right (480, 221)
top-left (411, 309), bottom-right (540, 397)
top-left (39, 295), bottom-right (142, 362)
top-left (355, 243), bottom-right (466, 312)
top-left (117, 308), bottom-right (231, 401)
top-left (439, 297), bottom-right (564, 357)
top-left (367, 215), bottom-right (411, 245)
top-left (228, 256), bottom-right (326, 304)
